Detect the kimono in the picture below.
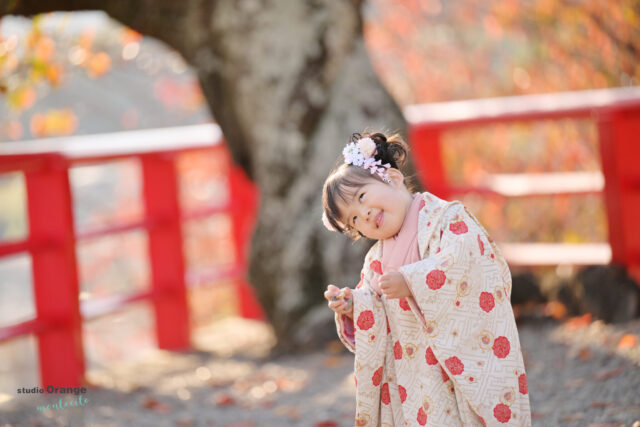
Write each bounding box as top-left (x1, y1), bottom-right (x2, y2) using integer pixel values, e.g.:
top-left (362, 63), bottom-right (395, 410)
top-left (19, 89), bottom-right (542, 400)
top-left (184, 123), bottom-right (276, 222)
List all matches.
top-left (335, 192), bottom-right (532, 426)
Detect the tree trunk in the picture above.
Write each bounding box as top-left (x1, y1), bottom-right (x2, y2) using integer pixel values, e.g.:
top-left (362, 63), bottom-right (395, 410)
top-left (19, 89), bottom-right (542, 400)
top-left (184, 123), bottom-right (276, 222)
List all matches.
top-left (7, 0), bottom-right (410, 352)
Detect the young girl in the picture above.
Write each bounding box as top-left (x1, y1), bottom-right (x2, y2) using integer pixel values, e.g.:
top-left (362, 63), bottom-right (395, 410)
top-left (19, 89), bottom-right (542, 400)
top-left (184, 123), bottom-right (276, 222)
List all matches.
top-left (322, 132), bottom-right (532, 426)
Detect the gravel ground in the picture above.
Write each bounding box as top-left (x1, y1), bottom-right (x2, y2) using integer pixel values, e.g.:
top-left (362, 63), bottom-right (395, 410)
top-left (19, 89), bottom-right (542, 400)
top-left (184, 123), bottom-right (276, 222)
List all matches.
top-left (1, 314), bottom-right (639, 427)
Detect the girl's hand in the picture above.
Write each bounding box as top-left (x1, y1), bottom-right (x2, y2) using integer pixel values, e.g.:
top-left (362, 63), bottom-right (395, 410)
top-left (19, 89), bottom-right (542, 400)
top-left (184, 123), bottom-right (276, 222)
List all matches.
top-left (379, 272), bottom-right (411, 299)
top-left (324, 284), bottom-right (353, 319)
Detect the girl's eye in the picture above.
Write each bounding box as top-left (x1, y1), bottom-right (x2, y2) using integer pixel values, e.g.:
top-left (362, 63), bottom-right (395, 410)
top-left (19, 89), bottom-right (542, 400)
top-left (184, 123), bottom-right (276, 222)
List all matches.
top-left (351, 192), bottom-right (364, 225)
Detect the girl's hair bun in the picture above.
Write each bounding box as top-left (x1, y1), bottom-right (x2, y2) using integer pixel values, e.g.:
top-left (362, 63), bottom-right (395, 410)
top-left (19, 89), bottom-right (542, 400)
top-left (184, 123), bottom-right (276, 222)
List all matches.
top-left (350, 131), bottom-right (408, 170)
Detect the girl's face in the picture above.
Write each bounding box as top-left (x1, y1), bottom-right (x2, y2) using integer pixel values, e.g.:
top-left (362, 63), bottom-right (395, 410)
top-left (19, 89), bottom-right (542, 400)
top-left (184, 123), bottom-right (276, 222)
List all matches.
top-left (337, 169), bottom-right (413, 240)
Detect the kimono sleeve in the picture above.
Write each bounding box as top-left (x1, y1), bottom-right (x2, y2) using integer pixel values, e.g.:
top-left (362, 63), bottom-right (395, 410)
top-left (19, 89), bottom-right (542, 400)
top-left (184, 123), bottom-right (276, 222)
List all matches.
top-left (351, 285), bottom-right (390, 427)
top-left (334, 242), bottom-right (382, 354)
top-left (398, 205), bottom-right (531, 426)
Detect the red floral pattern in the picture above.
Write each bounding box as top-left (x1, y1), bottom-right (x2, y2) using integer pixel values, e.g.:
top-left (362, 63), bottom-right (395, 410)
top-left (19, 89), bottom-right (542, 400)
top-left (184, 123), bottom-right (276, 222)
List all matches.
top-left (479, 292), bottom-right (495, 313)
top-left (381, 382), bottom-right (390, 405)
top-left (440, 366), bottom-right (450, 382)
top-left (417, 407), bottom-right (427, 425)
top-left (425, 347), bottom-right (438, 365)
top-left (449, 220), bottom-right (468, 234)
top-left (370, 260), bottom-right (383, 275)
top-left (519, 373), bottom-right (528, 394)
top-left (493, 403), bottom-right (511, 423)
top-left (394, 341), bottom-right (403, 359)
top-left (416, 407), bottom-right (427, 426)
top-left (492, 336), bottom-right (511, 358)
top-left (398, 384), bottom-right (407, 403)
top-left (426, 269), bottom-right (446, 290)
top-left (478, 234), bottom-right (485, 255)
top-left (357, 310), bottom-right (375, 330)
top-left (445, 356), bottom-right (464, 375)
top-left (372, 366), bottom-right (383, 386)
top-left (399, 298), bottom-right (411, 311)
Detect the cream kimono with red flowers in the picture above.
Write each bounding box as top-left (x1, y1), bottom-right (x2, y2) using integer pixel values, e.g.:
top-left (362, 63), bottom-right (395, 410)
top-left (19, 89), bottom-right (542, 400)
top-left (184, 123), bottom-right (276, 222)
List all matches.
top-left (335, 193), bottom-right (532, 426)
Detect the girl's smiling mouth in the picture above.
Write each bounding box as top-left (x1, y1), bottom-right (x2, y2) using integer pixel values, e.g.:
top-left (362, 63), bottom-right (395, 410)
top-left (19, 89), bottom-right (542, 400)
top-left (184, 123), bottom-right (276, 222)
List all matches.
top-left (376, 211), bottom-right (384, 228)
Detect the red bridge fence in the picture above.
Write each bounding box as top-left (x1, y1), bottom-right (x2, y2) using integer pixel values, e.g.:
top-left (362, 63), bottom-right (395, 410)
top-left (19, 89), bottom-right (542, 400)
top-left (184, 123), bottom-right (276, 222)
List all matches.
top-left (1, 86), bottom-right (639, 389)
top-left (407, 86), bottom-right (640, 279)
top-left (0, 124), bottom-right (264, 389)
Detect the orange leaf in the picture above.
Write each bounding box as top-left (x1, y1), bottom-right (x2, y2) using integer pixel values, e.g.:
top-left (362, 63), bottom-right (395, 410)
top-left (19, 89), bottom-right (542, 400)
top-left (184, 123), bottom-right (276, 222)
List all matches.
top-left (29, 113), bottom-right (45, 137)
top-left (120, 28), bottom-right (143, 45)
top-left (577, 347), bottom-right (591, 361)
top-left (45, 65), bottom-right (62, 86)
top-left (544, 301), bottom-right (567, 320)
top-left (8, 86), bottom-right (36, 111)
top-left (594, 366), bottom-right (623, 381)
top-left (617, 334), bottom-right (638, 350)
top-left (5, 120), bottom-right (23, 140)
top-left (34, 36), bottom-right (55, 61)
top-left (141, 396), bottom-right (172, 413)
top-left (565, 313), bottom-right (592, 330)
top-left (87, 51), bottom-right (111, 78)
top-left (215, 392), bottom-right (235, 406)
top-left (79, 30), bottom-right (95, 49)
top-left (30, 108), bottom-right (78, 137)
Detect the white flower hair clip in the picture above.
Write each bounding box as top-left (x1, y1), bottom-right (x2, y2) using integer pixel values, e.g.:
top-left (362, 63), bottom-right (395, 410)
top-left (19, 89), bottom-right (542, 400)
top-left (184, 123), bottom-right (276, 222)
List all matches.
top-left (342, 137), bottom-right (392, 183)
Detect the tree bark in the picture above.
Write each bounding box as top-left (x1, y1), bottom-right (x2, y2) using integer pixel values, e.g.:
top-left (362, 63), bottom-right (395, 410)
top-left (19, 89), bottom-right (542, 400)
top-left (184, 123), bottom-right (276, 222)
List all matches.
top-left (6, 0), bottom-right (410, 352)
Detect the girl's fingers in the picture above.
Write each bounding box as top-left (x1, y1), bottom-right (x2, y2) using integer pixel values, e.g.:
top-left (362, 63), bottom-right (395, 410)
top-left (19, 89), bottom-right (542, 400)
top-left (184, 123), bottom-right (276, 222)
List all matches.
top-left (326, 286), bottom-right (353, 313)
top-left (325, 285), bottom-right (340, 301)
top-left (328, 300), bottom-right (347, 311)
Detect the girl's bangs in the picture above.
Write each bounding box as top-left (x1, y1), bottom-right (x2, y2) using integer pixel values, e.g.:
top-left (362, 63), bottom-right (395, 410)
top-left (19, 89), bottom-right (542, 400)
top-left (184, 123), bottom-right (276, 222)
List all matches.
top-left (324, 166), bottom-right (379, 238)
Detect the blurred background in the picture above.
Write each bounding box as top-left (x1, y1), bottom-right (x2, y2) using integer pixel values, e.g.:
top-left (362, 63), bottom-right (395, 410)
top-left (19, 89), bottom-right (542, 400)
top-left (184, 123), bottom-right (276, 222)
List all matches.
top-left (1, 1), bottom-right (640, 426)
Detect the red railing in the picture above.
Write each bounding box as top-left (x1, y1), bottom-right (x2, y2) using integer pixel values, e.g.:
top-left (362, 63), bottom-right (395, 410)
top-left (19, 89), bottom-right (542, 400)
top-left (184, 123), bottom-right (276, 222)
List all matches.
top-left (406, 86), bottom-right (640, 281)
top-left (0, 124), bottom-right (264, 388)
top-left (1, 87), bottom-right (640, 389)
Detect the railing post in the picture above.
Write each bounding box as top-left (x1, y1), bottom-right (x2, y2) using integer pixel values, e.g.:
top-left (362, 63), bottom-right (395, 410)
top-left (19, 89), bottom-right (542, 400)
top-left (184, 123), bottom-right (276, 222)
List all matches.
top-left (597, 106), bottom-right (640, 284)
top-left (141, 154), bottom-right (191, 349)
top-left (25, 154), bottom-right (85, 387)
top-left (228, 165), bottom-right (265, 320)
top-left (409, 125), bottom-right (450, 199)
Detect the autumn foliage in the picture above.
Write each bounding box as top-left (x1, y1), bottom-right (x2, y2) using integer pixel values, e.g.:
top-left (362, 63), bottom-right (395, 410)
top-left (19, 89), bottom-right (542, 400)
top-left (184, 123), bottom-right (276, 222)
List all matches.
top-left (363, 0), bottom-right (639, 248)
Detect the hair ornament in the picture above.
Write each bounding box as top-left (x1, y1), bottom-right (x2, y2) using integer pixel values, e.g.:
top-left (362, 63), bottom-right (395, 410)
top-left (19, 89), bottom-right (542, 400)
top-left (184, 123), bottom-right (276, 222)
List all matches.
top-left (342, 137), bottom-right (392, 183)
